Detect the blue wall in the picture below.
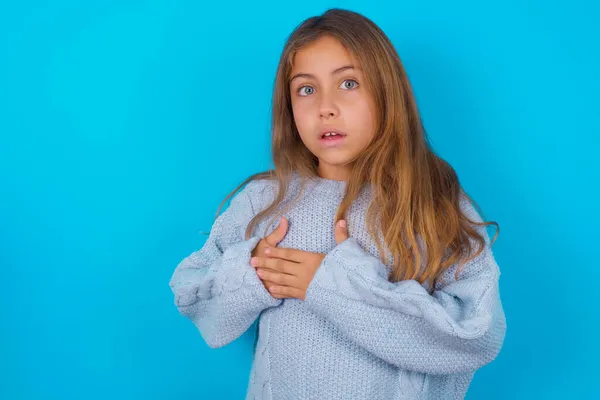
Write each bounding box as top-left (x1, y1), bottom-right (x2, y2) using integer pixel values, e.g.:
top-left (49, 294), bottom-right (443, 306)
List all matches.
top-left (1, 1), bottom-right (598, 399)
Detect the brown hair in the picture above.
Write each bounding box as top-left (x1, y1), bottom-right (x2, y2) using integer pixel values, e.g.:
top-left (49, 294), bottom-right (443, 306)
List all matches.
top-left (213, 8), bottom-right (498, 286)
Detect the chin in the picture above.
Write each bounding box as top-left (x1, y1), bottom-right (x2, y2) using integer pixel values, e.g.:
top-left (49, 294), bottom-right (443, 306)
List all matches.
top-left (316, 153), bottom-right (355, 167)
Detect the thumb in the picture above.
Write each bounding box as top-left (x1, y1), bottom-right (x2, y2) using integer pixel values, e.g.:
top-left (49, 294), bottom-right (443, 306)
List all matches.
top-left (334, 219), bottom-right (349, 244)
top-left (267, 216), bottom-right (289, 246)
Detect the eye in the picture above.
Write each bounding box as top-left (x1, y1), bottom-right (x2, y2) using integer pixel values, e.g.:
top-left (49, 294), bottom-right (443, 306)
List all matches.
top-left (297, 85), bottom-right (315, 96)
top-left (340, 79), bottom-right (359, 90)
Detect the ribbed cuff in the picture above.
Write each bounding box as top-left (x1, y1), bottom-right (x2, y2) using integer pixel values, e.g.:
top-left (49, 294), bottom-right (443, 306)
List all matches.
top-left (212, 236), bottom-right (282, 309)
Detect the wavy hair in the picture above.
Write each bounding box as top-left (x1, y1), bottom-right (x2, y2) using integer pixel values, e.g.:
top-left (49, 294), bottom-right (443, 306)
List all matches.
top-left (213, 8), bottom-right (499, 285)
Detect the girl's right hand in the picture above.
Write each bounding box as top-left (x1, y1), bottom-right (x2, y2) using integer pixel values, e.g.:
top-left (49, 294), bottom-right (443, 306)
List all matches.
top-left (251, 216), bottom-right (289, 258)
top-left (252, 217), bottom-right (289, 294)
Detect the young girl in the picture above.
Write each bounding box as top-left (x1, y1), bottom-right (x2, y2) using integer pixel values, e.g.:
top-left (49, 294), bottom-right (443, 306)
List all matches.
top-left (169, 8), bottom-right (506, 400)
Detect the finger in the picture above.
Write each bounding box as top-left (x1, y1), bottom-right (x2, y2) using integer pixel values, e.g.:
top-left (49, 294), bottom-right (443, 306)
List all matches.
top-left (264, 246), bottom-right (304, 263)
top-left (259, 278), bottom-right (278, 290)
top-left (260, 277), bottom-right (293, 299)
top-left (334, 219), bottom-right (349, 244)
top-left (264, 282), bottom-right (286, 299)
top-left (269, 285), bottom-right (305, 300)
top-left (261, 281), bottom-right (282, 298)
top-left (267, 288), bottom-right (285, 299)
top-left (251, 256), bottom-right (295, 275)
top-left (266, 216), bottom-right (288, 247)
top-left (262, 257), bottom-right (297, 275)
top-left (256, 268), bottom-right (296, 286)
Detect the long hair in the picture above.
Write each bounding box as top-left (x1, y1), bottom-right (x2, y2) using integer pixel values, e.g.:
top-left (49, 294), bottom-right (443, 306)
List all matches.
top-left (213, 8), bottom-right (498, 286)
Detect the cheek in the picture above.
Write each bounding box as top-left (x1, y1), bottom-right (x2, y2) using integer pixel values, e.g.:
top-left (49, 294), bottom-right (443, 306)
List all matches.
top-left (345, 98), bottom-right (376, 138)
top-left (291, 100), bottom-right (316, 132)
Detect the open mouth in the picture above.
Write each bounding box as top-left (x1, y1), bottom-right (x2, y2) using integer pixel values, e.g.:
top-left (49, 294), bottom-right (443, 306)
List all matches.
top-left (321, 131), bottom-right (346, 139)
top-left (319, 130), bottom-right (346, 147)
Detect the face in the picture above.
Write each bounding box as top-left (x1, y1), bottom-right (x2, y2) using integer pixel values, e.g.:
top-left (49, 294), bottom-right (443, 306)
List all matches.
top-left (289, 35), bottom-right (377, 180)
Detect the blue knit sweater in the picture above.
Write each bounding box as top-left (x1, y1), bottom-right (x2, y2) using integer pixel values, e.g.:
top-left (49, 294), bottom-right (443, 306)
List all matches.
top-left (169, 173), bottom-right (507, 399)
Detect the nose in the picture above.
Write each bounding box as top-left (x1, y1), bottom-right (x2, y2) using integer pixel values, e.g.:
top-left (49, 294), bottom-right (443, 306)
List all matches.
top-left (319, 92), bottom-right (339, 119)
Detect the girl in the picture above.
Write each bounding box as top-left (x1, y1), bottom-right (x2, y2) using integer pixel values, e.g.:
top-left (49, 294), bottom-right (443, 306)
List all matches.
top-left (169, 8), bottom-right (506, 400)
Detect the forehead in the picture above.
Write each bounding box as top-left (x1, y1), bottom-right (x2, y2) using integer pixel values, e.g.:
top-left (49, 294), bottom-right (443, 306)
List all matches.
top-left (290, 35), bottom-right (357, 73)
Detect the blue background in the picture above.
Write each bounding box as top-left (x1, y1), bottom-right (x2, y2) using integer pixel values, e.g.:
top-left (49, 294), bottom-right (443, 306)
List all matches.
top-left (1, 1), bottom-right (598, 399)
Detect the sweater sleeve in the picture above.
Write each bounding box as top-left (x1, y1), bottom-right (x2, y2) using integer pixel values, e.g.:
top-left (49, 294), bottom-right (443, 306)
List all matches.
top-left (304, 199), bottom-right (507, 375)
top-left (169, 182), bottom-right (282, 348)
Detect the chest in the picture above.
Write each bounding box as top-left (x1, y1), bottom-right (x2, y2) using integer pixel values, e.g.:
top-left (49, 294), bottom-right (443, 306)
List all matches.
top-left (253, 193), bottom-right (394, 270)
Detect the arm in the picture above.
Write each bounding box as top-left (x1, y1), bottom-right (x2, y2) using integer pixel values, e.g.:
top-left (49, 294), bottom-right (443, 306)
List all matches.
top-left (169, 182), bottom-right (281, 348)
top-left (304, 201), bottom-right (506, 375)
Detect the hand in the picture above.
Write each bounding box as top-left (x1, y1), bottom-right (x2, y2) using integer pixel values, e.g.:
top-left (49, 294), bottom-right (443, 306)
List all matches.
top-left (251, 216), bottom-right (289, 258)
top-left (250, 216), bottom-right (289, 293)
top-left (251, 219), bottom-right (349, 300)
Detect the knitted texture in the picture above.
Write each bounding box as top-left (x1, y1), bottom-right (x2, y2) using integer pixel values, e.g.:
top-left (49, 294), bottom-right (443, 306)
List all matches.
top-left (169, 172), bottom-right (507, 399)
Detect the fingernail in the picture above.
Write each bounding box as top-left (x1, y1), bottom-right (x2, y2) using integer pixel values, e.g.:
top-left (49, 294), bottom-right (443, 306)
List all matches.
top-left (339, 220), bottom-right (347, 228)
top-left (250, 257), bottom-right (258, 267)
top-left (265, 248), bottom-right (271, 255)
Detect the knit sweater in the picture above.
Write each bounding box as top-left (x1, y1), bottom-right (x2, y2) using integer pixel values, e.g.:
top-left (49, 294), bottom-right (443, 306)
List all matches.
top-left (169, 172), bottom-right (507, 400)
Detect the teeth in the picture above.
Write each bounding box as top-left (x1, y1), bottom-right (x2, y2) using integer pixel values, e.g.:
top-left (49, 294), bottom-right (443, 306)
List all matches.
top-left (324, 132), bottom-right (339, 137)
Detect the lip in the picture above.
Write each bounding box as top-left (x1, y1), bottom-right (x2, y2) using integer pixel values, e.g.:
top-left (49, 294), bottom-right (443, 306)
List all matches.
top-left (318, 129), bottom-right (347, 148)
top-left (319, 128), bottom-right (347, 139)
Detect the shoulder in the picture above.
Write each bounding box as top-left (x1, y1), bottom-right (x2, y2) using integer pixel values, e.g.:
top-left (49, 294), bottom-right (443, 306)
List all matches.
top-left (432, 193), bottom-right (500, 289)
top-left (237, 176), bottom-right (280, 214)
top-left (214, 177), bottom-right (279, 231)
top-left (233, 171), bottom-right (303, 215)
top-left (244, 176), bottom-right (279, 195)
top-left (458, 190), bottom-right (496, 245)
top-left (458, 191), bottom-right (484, 223)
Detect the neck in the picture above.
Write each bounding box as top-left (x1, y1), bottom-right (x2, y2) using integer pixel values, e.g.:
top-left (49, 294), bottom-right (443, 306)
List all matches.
top-left (316, 163), bottom-right (351, 182)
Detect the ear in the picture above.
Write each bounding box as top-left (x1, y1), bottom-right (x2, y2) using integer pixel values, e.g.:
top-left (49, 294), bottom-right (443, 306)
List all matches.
top-left (334, 220), bottom-right (349, 244)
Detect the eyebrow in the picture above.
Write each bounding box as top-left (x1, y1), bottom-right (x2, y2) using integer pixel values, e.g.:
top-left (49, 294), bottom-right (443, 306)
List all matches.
top-left (290, 65), bottom-right (356, 83)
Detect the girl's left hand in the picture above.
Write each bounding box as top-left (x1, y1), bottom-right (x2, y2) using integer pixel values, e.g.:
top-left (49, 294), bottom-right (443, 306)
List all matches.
top-left (251, 219), bottom-right (349, 300)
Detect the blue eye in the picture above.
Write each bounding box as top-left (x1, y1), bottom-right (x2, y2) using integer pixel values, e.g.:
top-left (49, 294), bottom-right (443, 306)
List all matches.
top-left (340, 79), bottom-right (359, 90)
top-left (298, 86), bottom-right (315, 96)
